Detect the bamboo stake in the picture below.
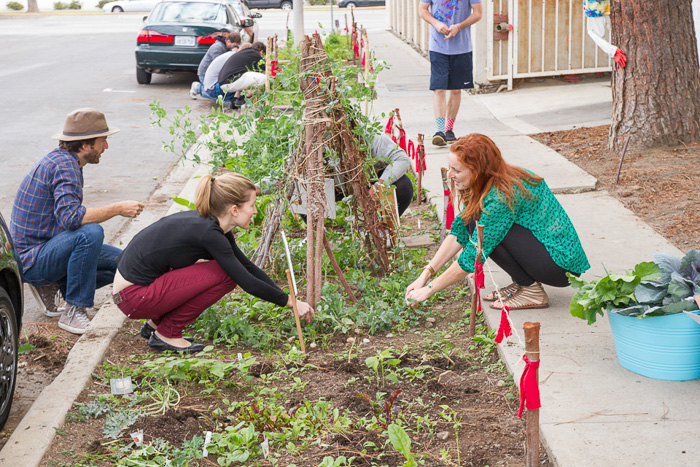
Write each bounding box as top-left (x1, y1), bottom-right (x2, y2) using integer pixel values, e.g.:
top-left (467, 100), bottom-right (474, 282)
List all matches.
top-left (416, 134), bottom-right (424, 205)
top-left (524, 322), bottom-right (541, 467)
top-left (265, 36), bottom-right (272, 93)
top-left (468, 224), bottom-right (484, 337)
top-left (362, 28), bottom-right (370, 115)
top-left (614, 136), bottom-right (631, 185)
top-left (323, 233), bottom-right (358, 303)
top-left (286, 269), bottom-right (306, 353)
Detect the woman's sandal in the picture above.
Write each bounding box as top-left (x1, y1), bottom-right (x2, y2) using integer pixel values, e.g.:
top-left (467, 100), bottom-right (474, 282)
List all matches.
top-left (489, 282), bottom-right (549, 310)
top-left (484, 282), bottom-right (519, 301)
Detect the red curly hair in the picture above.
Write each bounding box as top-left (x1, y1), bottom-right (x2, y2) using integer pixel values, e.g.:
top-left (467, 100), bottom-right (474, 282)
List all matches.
top-left (451, 133), bottom-right (543, 222)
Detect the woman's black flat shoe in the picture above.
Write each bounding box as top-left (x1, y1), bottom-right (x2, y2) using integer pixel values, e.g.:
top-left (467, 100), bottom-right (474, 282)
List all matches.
top-left (140, 322), bottom-right (194, 342)
top-left (147, 333), bottom-right (204, 353)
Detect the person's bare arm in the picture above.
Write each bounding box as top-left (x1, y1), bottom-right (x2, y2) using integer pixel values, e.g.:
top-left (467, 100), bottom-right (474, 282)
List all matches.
top-left (445, 2), bottom-right (483, 39)
top-left (406, 260), bottom-right (468, 307)
top-left (82, 200), bottom-right (144, 225)
top-left (405, 234), bottom-right (463, 296)
top-left (419, 2), bottom-right (449, 35)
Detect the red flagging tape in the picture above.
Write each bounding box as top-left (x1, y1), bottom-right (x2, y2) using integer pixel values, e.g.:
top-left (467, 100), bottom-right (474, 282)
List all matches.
top-left (517, 355), bottom-right (541, 418)
top-left (495, 305), bottom-right (511, 344)
top-left (444, 191), bottom-right (454, 229)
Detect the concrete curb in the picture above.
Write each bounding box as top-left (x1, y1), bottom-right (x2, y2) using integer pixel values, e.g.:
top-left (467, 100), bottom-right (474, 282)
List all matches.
top-left (0, 147), bottom-right (213, 466)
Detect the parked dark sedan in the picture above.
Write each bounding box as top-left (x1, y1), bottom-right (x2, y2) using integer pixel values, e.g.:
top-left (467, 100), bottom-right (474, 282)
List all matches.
top-left (0, 211), bottom-right (23, 429)
top-left (243, 0), bottom-right (292, 10)
top-left (338, 0), bottom-right (384, 7)
top-left (135, 0), bottom-right (254, 84)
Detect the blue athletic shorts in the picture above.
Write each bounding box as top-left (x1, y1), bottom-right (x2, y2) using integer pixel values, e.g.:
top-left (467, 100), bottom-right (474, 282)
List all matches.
top-left (429, 51), bottom-right (474, 90)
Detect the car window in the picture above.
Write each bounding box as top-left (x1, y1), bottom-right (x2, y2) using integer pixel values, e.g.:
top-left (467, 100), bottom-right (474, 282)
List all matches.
top-left (149, 1), bottom-right (228, 23)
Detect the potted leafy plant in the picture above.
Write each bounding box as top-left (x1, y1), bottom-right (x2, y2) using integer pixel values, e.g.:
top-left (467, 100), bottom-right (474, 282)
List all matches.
top-left (568, 249), bottom-right (700, 381)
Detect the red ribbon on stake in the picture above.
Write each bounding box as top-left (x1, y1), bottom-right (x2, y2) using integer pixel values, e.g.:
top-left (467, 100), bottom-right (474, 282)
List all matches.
top-left (495, 305), bottom-right (512, 343)
top-left (517, 355), bottom-right (541, 418)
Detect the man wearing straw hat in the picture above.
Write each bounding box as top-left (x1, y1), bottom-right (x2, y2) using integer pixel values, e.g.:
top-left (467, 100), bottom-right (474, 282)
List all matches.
top-left (10, 108), bottom-right (144, 335)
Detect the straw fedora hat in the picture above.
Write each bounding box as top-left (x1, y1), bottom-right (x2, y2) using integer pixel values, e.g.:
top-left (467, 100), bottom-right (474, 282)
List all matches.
top-left (52, 108), bottom-right (120, 141)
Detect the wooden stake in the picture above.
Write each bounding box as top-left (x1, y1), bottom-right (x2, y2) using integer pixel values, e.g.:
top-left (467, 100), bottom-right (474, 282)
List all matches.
top-left (524, 322), bottom-right (541, 467)
top-left (615, 136), bottom-right (631, 185)
top-left (416, 134), bottom-right (424, 205)
top-left (265, 36), bottom-right (273, 93)
top-left (286, 269), bottom-right (306, 353)
top-left (323, 233), bottom-right (358, 303)
top-left (440, 167), bottom-right (449, 241)
top-left (468, 224), bottom-right (484, 337)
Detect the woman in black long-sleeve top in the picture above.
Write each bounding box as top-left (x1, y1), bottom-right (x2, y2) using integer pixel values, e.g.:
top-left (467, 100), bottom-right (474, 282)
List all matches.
top-left (112, 172), bottom-right (314, 353)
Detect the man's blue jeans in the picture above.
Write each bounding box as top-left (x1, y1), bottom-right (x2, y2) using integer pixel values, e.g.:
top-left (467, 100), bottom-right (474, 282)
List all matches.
top-left (23, 224), bottom-right (121, 308)
top-left (197, 83), bottom-right (235, 102)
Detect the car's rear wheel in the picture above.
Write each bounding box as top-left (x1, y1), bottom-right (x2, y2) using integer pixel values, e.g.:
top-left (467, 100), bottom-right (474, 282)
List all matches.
top-left (136, 66), bottom-right (152, 84)
top-left (346, 1), bottom-right (356, 7)
top-left (280, 0), bottom-right (292, 9)
top-left (0, 288), bottom-right (18, 430)
top-left (111, 5), bottom-right (123, 12)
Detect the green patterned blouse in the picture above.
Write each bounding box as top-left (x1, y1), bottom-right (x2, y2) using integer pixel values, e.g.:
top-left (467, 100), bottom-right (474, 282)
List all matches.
top-left (450, 178), bottom-right (590, 274)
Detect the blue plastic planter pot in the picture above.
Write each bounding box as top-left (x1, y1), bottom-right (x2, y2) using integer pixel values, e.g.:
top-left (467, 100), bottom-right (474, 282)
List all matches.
top-left (608, 310), bottom-right (700, 381)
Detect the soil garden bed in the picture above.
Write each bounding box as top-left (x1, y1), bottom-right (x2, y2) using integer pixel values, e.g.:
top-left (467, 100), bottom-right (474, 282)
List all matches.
top-left (531, 124), bottom-right (699, 250)
top-left (41, 202), bottom-right (550, 467)
top-left (24, 123), bottom-right (698, 467)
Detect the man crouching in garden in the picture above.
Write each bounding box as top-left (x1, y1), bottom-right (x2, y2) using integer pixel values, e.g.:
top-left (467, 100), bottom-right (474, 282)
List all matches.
top-left (11, 108), bottom-right (144, 335)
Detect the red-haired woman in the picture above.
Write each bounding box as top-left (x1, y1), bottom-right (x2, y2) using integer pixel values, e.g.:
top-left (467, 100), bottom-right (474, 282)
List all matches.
top-left (405, 133), bottom-right (590, 310)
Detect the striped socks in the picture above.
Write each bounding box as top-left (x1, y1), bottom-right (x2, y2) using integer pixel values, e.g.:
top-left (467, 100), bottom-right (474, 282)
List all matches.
top-left (436, 117), bottom-right (445, 133)
top-left (446, 118), bottom-right (455, 132)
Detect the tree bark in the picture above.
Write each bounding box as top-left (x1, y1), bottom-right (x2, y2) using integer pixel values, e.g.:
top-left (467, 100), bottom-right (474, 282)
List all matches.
top-left (609, 0), bottom-right (700, 150)
top-left (27, 0), bottom-right (39, 12)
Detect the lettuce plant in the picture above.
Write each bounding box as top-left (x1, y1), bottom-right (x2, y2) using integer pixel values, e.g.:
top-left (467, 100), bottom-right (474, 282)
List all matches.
top-left (569, 250), bottom-right (700, 324)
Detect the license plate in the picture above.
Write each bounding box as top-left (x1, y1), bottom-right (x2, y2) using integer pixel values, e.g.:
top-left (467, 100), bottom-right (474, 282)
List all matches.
top-left (174, 36), bottom-right (195, 46)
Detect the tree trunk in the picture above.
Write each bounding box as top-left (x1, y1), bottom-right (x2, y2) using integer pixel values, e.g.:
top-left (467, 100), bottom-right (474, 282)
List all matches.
top-left (27, 0), bottom-right (39, 12)
top-left (609, 0), bottom-right (700, 150)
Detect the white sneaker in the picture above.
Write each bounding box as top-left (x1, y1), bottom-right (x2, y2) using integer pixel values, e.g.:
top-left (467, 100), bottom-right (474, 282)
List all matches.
top-left (189, 82), bottom-right (199, 99)
top-left (58, 305), bottom-right (91, 335)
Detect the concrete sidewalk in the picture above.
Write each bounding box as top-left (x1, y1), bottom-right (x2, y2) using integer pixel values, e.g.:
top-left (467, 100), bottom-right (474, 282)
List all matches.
top-left (369, 30), bottom-right (699, 466)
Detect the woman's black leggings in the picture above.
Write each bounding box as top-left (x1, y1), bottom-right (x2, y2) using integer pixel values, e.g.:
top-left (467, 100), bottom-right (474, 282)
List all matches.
top-left (392, 174), bottom-right (414, 216)
top-left (466, 220), bottom-right (572, 287)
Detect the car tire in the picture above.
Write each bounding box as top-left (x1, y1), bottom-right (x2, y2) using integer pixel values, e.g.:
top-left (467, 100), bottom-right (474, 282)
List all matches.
top-left (0, 287), bottom-right (19, 430)
top-left (346, 1), bottom-right (356, 7)
top-left (280, 0), bottom-right (292, 9)
top-left (136, 66), bottom-right (152, 85)
top-left (111, 5), bottom-right (123, 12)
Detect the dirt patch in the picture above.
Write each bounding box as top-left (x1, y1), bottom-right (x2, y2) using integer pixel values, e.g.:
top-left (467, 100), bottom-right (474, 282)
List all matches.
top-left (531, 125), bottom-right (700, 250)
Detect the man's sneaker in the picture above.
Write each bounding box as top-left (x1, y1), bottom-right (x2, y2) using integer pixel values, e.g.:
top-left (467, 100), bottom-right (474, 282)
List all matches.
top-left (58, 305), bottom-right (91, 335)
top-left (234, 96), bottom-right (246, 108)
top-left (445, 130), bottom-right (456, 142)
top-left (189, 82), bottom-right (199, 99)
top-left (432, 131), bottom-right (447, 147)
top-left (29, 283), bottom-right (65, 317)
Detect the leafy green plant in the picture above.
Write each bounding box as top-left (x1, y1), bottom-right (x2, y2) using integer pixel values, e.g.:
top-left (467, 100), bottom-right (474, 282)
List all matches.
top-left (319, 455), bottom-right (353, 466)
top-left (206, 422), bottom-right (261, 465)
top-left (569, 250), bottom-right (700, 324)
top-left (18, 342), bottom-right (35, 355)
top-left (76, 399), bottom-right (114, 420)
top-left (143, 349), bottom-right (256, 387)
top-left (365, 349), bottom-right (401, 388)
top-left (358, 389), bottom-right (403, 429)
top-left (387, 423), bottom-right (417, 467)
top-left (103, 409), bottom-right (140, 439)
top-left (6, 1), bottom-right (23, 10)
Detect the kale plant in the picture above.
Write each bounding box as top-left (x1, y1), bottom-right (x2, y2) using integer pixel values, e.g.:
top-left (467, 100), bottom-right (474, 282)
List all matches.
top-left (569, 249), bottom-right (700, 324)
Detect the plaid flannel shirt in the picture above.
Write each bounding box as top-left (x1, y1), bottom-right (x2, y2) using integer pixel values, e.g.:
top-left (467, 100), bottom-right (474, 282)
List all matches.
top-left (10, 148), bottom-right (86, 272)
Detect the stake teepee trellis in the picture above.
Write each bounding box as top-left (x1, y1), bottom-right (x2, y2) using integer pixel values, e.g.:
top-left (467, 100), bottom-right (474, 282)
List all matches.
top-left (254, 32), bottom-right (388, 308)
